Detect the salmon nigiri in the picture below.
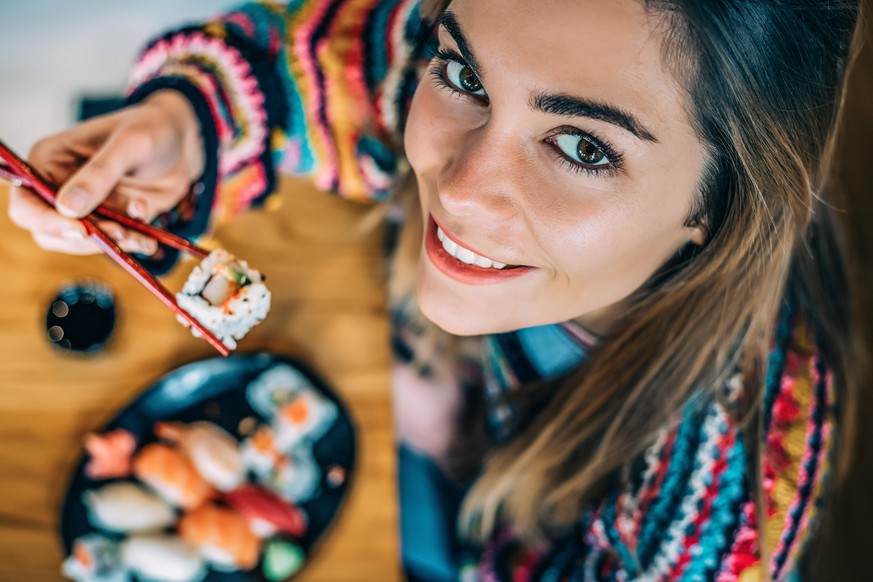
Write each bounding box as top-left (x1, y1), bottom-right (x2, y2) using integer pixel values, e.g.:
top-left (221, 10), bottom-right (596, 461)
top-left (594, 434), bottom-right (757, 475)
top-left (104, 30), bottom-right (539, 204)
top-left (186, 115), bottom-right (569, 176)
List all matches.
top-left (155, 421), bottom-right (245, 491)
top-left (178, 503), bottom-right (261, 571)
top-left (133, 443), bottom-right (215, 509)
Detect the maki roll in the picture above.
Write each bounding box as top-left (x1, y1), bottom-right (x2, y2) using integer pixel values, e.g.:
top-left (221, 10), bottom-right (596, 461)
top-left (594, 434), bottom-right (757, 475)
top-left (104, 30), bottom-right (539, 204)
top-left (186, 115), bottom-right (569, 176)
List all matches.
top-left (176, 250), bottom-right (270, 350)
top-left (61, 534), bottom-right (127, 582)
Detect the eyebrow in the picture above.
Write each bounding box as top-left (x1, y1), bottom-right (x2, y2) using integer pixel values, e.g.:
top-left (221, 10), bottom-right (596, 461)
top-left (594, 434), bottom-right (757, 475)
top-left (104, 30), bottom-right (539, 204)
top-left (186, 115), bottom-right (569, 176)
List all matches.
top-left (438, 10), bottom-right (659, 144)
top-left (530, 93), bottom-right (658, 143)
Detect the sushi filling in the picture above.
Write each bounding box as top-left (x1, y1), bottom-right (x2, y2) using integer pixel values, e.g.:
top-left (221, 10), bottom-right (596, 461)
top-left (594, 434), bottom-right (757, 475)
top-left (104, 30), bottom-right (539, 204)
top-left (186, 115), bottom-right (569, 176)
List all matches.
top-left (200, 264), bottom-right (251, 308)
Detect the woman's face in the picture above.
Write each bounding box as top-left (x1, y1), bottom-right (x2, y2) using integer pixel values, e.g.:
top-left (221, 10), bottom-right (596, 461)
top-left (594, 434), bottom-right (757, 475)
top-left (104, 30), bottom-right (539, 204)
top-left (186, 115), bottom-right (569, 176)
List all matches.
top-left (405, 0), bottom-right (707, 336)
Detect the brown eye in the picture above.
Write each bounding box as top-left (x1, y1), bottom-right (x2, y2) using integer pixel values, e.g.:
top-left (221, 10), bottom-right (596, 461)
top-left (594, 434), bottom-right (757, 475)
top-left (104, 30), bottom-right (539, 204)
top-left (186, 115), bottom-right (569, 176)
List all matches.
top-left (444, 59), bottom-right (486, 97)
top-left (458, 66), bottom-right (482, 93)
top-left (578, 139), bottom-right (606, 165)
top-left (553, 134), bottom-right (610, 168)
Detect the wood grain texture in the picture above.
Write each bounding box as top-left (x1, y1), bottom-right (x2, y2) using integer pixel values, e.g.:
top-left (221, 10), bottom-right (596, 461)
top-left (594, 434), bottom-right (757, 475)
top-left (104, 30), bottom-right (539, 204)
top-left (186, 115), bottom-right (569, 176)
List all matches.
top-left (0, 177), bottom-right (400, 581)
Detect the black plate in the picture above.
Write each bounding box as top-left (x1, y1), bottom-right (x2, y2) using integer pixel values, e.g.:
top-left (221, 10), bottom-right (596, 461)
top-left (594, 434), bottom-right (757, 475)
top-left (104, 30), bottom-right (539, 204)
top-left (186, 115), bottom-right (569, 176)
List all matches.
top-left (59, 353), bottom-right (357, 580)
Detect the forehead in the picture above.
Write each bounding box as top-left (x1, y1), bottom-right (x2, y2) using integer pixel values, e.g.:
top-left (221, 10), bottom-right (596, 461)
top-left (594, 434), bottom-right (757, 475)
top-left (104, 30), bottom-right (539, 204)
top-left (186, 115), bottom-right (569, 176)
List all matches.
top-left (446, 0), bottom-right (688, 132)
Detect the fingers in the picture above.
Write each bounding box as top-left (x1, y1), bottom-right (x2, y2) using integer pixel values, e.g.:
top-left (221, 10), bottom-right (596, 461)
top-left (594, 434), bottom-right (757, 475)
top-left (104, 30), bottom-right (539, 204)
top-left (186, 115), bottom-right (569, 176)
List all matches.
top-left (55, 128), bottom-right (156, 219)
top-left (9, 186), bottom-right (158, 256)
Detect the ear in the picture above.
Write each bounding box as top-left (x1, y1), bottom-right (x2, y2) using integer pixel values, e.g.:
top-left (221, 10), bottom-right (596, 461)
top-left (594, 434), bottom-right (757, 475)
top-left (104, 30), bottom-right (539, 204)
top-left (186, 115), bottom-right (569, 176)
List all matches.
top-left (686, 218), bottom-right (708, 247)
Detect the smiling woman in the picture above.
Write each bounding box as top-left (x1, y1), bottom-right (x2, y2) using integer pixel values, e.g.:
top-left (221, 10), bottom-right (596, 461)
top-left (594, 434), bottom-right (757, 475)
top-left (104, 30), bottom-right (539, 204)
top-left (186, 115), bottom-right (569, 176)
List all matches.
top-left (6, 0), bottom-right (864, 580)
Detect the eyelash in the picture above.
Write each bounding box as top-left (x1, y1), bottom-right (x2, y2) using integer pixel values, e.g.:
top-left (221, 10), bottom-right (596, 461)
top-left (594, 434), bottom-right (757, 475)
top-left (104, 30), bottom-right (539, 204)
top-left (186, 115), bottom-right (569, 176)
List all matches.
top-left (428, 48), bottom-right (624, 177)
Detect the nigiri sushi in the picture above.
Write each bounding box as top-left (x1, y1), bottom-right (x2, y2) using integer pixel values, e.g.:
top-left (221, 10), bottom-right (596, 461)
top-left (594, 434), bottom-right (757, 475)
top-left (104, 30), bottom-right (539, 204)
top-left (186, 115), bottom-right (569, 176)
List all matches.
top-left (84, 429), bottom-right (136, 480)
top-left (133, 443), bottom-right (215, 509)
top-left (178, 503), bottom-right (261, 571)
top-left (61, 534), bottom-right (127, 582)
top-left (120, 534), bottom-right (206, 582)
top-left (223, 484), bottom-right (308, 538)
top-left (82, 482), bottom-right (175, 533)
top-left (156, 421), bottom-right (245, 491)
top-left (246, 365), bottom-right (312, 418)
top-left (176, 249), bottom-right (270, 350)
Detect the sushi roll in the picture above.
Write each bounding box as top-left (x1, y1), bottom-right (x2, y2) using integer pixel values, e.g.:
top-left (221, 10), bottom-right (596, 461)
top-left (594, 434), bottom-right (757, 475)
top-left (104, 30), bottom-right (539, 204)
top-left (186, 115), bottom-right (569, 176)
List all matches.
top-left (273, 389), bottom-right (338, 448)
top-left (155, 421), bottom-right (246, 491)
top-left (245, 364), bottom-right (312, 418)
top-left (241, 428), bottom-right (320, 503)
top-left (82, 482), bottom-right (175, 533)
top-left (133, 443), bottom-right (216, 509)
top-left (265, 446), bottom-right (321, 503)
top-left (120, 534), bottom-right (206, 582)
top-left (240, 425), bottom-right (283, 481)
top-left (61, 534), bottom-right (127, 582)
top-left (178, 504), bottom-right (261, 571)
top-left (176, 249), bottom-right (270, 350)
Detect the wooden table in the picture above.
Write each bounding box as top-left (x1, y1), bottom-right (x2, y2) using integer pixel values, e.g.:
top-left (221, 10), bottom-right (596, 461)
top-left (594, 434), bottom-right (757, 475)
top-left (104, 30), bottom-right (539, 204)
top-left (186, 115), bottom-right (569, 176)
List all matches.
top-left (0, 178), bottom-right (400, 581)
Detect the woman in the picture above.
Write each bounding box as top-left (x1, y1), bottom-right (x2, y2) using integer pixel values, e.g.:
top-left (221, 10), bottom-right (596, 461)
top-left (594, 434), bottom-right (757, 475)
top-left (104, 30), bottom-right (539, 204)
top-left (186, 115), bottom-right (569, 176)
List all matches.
top-left (8, 0), bottom-right (862, 579)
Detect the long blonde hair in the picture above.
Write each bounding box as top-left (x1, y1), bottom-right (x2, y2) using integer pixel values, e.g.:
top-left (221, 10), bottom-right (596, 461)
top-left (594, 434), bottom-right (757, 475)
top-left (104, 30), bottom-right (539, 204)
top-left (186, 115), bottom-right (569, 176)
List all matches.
top-left (392, 0), bottom-right (862, 565)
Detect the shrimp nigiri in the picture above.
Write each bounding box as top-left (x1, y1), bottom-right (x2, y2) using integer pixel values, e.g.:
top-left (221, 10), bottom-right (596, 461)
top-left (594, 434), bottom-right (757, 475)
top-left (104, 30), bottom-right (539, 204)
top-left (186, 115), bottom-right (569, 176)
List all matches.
top-left (155, 421), bottom-right (245, 491)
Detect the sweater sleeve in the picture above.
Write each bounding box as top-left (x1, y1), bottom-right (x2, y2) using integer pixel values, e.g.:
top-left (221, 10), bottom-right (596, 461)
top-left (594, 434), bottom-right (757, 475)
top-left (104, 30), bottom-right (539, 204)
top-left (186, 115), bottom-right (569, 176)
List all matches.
top-left (124, 0), bottom-right (434, 270)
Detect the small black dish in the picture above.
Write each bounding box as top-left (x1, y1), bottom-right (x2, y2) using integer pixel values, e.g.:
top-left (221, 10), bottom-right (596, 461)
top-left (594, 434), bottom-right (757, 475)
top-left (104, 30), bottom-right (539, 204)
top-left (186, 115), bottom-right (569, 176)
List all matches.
top-left (59, 353), bottom-right (357, 580)
top-left (45, 280), bottom-right (116, 353)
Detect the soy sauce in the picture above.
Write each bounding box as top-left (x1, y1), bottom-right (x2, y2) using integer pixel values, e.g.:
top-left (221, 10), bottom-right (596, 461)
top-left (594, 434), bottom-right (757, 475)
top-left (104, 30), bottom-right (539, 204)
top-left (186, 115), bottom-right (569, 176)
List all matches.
top-left (45, 281), bottom-right (116, 353)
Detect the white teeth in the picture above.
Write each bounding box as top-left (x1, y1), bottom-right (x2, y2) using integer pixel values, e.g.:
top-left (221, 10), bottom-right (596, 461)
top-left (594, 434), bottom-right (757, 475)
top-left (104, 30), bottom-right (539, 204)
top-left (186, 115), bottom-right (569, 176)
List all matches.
top-left (436, 226), bottom-right (508, 269)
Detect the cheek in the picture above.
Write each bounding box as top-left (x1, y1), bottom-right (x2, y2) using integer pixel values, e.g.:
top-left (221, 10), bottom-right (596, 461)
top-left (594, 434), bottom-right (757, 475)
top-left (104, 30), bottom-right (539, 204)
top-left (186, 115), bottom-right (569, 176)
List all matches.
top-left (404, 85), bottom-right (444, 176)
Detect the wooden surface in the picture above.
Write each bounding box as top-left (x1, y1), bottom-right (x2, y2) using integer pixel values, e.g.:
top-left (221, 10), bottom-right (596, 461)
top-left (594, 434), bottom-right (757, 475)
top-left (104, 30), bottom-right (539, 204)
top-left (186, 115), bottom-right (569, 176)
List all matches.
top-left (0, 178), bottom-right (400, 581)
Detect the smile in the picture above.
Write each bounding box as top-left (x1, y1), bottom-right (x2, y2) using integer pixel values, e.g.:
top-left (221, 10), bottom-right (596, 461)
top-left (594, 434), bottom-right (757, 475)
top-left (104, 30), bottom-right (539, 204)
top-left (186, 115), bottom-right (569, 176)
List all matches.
top-left (437, 226), bottom-right (507, 269)
top-left (424, 216), bottom-right (535, 285)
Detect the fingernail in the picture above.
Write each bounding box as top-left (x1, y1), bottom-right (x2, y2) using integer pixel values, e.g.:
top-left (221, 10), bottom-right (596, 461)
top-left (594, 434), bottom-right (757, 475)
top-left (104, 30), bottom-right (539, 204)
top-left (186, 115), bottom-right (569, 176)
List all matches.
top-left (61, 228), bottom-right (84, 240)
top-left (139, 239), bottom-right (157, 255)
top-left (128, 199), bottom-right (147, 220)
top-left (57, 187), bottom-right (90, 215)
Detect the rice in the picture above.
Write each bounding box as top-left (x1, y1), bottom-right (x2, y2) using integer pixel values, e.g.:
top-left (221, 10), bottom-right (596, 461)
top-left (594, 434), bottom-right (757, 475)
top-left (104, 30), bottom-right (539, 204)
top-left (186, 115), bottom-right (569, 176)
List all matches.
top-left (176, 249), bottom-right (270, 349)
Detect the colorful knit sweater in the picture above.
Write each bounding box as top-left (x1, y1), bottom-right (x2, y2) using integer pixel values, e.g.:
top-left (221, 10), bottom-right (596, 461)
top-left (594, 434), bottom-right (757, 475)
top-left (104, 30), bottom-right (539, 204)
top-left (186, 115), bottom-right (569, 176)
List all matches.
top-left (125, 1), bottom-right (836, 579)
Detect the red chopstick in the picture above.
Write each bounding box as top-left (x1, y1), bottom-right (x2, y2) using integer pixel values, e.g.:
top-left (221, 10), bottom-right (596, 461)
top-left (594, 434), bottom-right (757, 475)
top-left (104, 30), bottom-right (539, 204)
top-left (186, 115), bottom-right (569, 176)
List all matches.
top-left (0, 160), bottom-right (208, 259)
top-left (0, 138), bottom-right (229, 357)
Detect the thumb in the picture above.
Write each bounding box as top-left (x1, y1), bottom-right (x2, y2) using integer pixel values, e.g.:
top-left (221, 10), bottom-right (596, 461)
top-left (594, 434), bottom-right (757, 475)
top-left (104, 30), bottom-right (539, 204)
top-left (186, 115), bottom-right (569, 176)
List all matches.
top-left (55, 130), bottom-right (150, 218)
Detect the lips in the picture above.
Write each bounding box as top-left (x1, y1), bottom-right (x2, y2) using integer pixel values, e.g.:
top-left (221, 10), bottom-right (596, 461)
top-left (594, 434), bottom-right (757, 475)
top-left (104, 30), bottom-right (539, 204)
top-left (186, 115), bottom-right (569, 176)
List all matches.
top-left (424, 215), bottom-right (534, 285)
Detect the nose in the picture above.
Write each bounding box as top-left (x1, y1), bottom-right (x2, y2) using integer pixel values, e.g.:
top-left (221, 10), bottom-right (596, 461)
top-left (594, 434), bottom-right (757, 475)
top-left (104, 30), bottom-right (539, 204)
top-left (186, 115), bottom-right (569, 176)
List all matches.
top-left (437, 125), bottom-right (519, 220)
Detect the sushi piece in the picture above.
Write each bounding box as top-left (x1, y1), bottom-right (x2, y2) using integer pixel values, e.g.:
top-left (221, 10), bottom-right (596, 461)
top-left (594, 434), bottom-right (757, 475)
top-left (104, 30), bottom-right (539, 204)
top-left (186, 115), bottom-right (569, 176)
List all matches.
top-left (223, 484), bottom-right (308, 538)
top-left (133, 443), bottom-right (215, 509)
top-left (262, 541), bottom-right (305, 582)
top-left (266, 447), bottom-right (321, 503)
top-left (246, 365), bottom-right (312, 418)
top-left (273, 389), bottom-right (338, 448)
top-left (155, 421), bottom-right (245, 491)
top-left (82, 482), bottom-right (175, 533)
top-left (84, 429), bottom-right (137, 480)
top-left (240, 428), bottom-right (320, 503)
top-left (120, 534), bottom-right (206, 582)
top-left (176, 249), bottom-right (270, 350)
top-left (178, 503), bottom-right (261, 571)
top-left (61, 534), bottom-right (127, 582)
top-left (240, 425), bottom-right (283, 480)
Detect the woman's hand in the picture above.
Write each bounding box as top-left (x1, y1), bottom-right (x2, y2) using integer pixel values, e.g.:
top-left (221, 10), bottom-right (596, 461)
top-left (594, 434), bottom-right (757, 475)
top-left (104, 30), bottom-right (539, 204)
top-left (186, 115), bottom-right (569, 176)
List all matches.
top-left (7, 90), bottom-right (204, 255)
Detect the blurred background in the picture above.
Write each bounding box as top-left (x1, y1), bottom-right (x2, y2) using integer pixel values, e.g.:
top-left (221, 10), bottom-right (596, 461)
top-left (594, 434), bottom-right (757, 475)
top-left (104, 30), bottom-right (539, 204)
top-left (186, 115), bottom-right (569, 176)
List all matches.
top-left (0, 0), bottom-right (871, 579)
top-left (0, 0), bottom-right (234, 154)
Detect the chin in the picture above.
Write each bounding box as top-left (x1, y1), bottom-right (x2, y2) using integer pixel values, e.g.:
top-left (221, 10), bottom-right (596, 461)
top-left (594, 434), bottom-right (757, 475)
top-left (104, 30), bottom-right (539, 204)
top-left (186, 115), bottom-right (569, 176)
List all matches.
top-left (415, 281), bottom-right (526, 336)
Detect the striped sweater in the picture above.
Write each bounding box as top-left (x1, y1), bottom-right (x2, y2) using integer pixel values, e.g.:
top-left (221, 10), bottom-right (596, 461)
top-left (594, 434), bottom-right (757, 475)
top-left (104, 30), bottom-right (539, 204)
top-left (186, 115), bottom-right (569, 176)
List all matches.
top-left (125, 1), bottom-right (836, 579)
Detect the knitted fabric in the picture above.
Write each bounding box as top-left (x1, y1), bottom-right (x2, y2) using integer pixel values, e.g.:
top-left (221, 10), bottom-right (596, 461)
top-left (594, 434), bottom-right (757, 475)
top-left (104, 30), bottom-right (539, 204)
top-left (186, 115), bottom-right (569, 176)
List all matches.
top-left (470, 308), bottom-right (834, 581)
top-left (126, 1), bottom-right (837, 578)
